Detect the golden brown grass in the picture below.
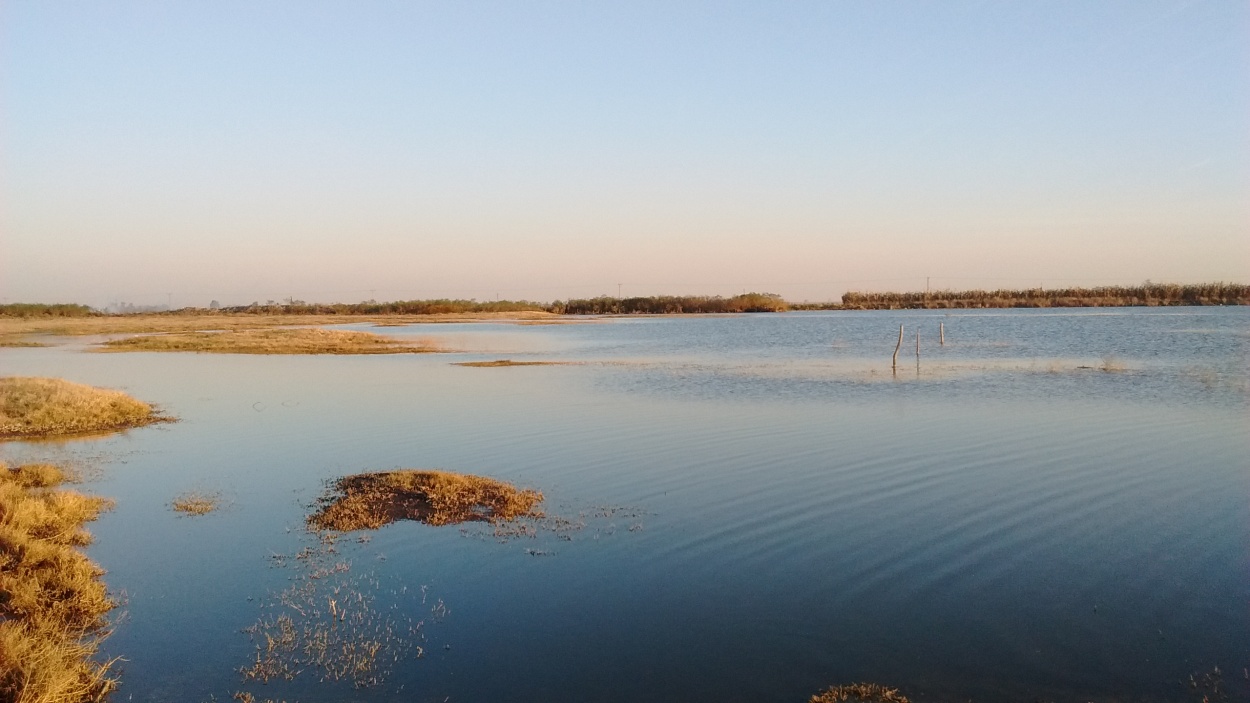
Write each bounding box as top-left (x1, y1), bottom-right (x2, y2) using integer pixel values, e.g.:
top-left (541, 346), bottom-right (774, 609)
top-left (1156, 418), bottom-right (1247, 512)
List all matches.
top-left (452, 359), bottom-right (571, 367)
top-left (97, 328), bottom-right (441, 355)
top-left (810, 683), bottom-right (911, 703)
top-left (0, 377), bottom-right (166, 440)
top-left (0, 462), bottom-right (118, 703)
top-left (170, 491), bottom-right (221, 516)
top-left (0, 312), bottom-right (563, 341)
top-left (308, 470), bottom-right (544, 531)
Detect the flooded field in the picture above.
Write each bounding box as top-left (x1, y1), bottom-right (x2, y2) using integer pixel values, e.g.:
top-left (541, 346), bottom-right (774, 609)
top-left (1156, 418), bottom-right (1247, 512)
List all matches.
top-left (2, 308), bottom-right (1247, 702)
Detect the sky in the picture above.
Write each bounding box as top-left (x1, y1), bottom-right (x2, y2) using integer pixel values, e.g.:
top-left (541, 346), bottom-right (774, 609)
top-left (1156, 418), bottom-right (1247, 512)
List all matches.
top-left (2, 0), bottom-right (1247, 307)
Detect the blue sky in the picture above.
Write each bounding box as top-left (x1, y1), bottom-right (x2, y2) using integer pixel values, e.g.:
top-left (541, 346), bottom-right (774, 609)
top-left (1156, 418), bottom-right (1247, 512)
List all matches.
top-left (3, 1), bottom-right (1247, 306)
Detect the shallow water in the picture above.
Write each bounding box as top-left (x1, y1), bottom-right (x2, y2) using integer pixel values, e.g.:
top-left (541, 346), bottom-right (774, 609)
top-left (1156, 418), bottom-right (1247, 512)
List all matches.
top-left (2, 308), bottom-right (1247, 702)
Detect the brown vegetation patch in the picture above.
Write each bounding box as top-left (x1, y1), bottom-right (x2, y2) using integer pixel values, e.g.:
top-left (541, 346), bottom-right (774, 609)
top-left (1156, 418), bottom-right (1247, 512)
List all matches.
top-left (810, 683), bottom-right (911, 703)
top-left (171, 491), bottom-right (221, 516)
top-left (308, 470), bottom-right (544, 532)
top-left (452, 359), bottom-right (572, 367)
top-left (0, 311), bottom-right (567, 341)
top-left (0, 338), bottom-right (48, 348)
top-left (0, 462), bottom-right (118, 702)
top-left (97, 328), bottom-right (440, 355)
top-left (0, 377), bottom-right (167, 440)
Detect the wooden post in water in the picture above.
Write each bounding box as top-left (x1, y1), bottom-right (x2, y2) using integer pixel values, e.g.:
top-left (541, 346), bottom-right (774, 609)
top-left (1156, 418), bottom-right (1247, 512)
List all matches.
top-left (915, 329), bottom-right (920, 361)
top-left (939, 322), bottom-right (945, 346)
top-left (892, 325), bottom-right (904, 370)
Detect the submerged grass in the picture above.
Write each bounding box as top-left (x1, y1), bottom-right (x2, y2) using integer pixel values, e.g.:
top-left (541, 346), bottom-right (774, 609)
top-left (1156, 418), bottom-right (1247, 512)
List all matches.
top-left (810, 683), bottom-right (911, 702)
top-left (0, 462), bottom-right (118, 703)
top-left (308, 470), bottom-right (544, 532)
top-left (0, 377), bottom-right (166, 440)
top-left (97, 328), bottom-right (440, 355)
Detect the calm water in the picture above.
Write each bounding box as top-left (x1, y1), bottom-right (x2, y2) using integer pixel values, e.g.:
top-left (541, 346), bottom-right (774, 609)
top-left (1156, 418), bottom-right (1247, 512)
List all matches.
top-left (3, 309), bottom-right (1248, 702)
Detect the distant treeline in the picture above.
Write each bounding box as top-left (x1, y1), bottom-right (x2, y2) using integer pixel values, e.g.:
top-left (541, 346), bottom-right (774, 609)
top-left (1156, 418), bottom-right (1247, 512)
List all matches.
top-left (5, 284), bottom-right (1246, 318)
top-left (197, 293), bottom-right (789, 315)
top-left (214, 299), bottom-right (548, 315)
top-left (551, 293), bottom-right (789, 314)
top-left (837, 283), bottom-right (1250, 309)
top-left (0, 303), bottom-right (95, 318)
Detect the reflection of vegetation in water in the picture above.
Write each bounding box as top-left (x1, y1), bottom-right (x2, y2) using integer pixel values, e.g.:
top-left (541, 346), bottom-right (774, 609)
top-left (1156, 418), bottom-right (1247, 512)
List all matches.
top-left (98, 328), bottom-right (441, 356)
top-left (238, 533), bottom-right (433, 691)
top-left (809, 683), bottom-right (910, 702)
top-left (0, 377), bottom-right (168, 440)
top-left (0, 462), bottom-right (117, 703)
top-left (308, 470), bottom-right (544, 532)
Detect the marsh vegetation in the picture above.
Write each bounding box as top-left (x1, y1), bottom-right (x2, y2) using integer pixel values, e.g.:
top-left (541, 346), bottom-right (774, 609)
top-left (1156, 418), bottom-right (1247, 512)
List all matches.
top-left (0, 377), bottom-right (166, 440)
top-left (0, 462), bottom-right (117, 703)
top-left (170, 491), bottom-right (222, 516)
top-left (809, 683), bottom-right (911, 702)
top-left (308, 470), bottom-right (544, 532)
top-left (98, 328), bottom-right (441, 355)
top-left (240, 533), bottom-right (429, 690)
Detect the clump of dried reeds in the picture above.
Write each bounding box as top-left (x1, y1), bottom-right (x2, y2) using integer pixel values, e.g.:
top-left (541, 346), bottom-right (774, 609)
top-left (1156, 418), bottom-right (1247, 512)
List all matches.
top-left (0, 462), bottom-right (118, 703)
top-left (308, 470), bottom-right (544, 532)
top-left (810, 683), bottom-right (911, 703)
top-left (171, 491), bottom-right (221, 516)
top-left (97, 328), bottom-right (439, 355)
top-left (0, 377), bottom-right (166, 440)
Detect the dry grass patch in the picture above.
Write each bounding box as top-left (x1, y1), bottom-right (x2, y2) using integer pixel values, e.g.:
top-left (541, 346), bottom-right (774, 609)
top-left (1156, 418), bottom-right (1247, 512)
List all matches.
top-left (308, 470), bottom-right (544, 532)
top-left (1, 377), bottom-right (166, 440)
top-left (0, 312), bottom-right (571, 341)
top-left (97, 328), bottom-right (440, 355)
top-left (170, 491), bottom-right (221, 516)
top-left (0, 462), bottom-right (118, 703)
top-left (452, 359), bottom-right (570, 367)
top-left (0, 338), bottom-right (48, 348)
top-left (810, 683), bottom-right (911, 703)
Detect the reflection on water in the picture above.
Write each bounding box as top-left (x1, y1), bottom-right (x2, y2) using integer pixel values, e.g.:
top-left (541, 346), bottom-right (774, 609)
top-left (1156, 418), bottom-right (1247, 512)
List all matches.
top-left (1, 308), bottom-right (1247, 702)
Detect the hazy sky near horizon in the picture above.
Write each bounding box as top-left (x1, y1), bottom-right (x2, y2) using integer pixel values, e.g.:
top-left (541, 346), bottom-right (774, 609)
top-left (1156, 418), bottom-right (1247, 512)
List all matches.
top-left (3, 1), bottom-right (1247, 306)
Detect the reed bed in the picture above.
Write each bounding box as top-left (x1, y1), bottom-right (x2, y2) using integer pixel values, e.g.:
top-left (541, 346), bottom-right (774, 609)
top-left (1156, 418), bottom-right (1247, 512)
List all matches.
top-left (97, 328), bottom-right (440, 355)
top-left (308, 470), bottom-right (544, 532)
top-left (0, 377), bottom-right (166, 440)
top-left (0, 462), bottom-right (117, 703)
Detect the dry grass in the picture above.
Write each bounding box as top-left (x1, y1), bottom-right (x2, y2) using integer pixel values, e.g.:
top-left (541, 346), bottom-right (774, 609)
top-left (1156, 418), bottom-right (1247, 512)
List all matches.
top-left (810, 683), bottom-right (911, 703)
top-left (0, 312), bottom-right (563, 340)
top-left (0, 377), bottom-right (166, 440)
top-left (308, 470), bottom-right (544, 532)
top-left (170, 491), bottom-right (221, 516)
top-left (97, 328), bottom-right (440, 355)
top-left (0, 462), bottom-right (118, 703)
top-left (452, 359), bottom-right (570, 367)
